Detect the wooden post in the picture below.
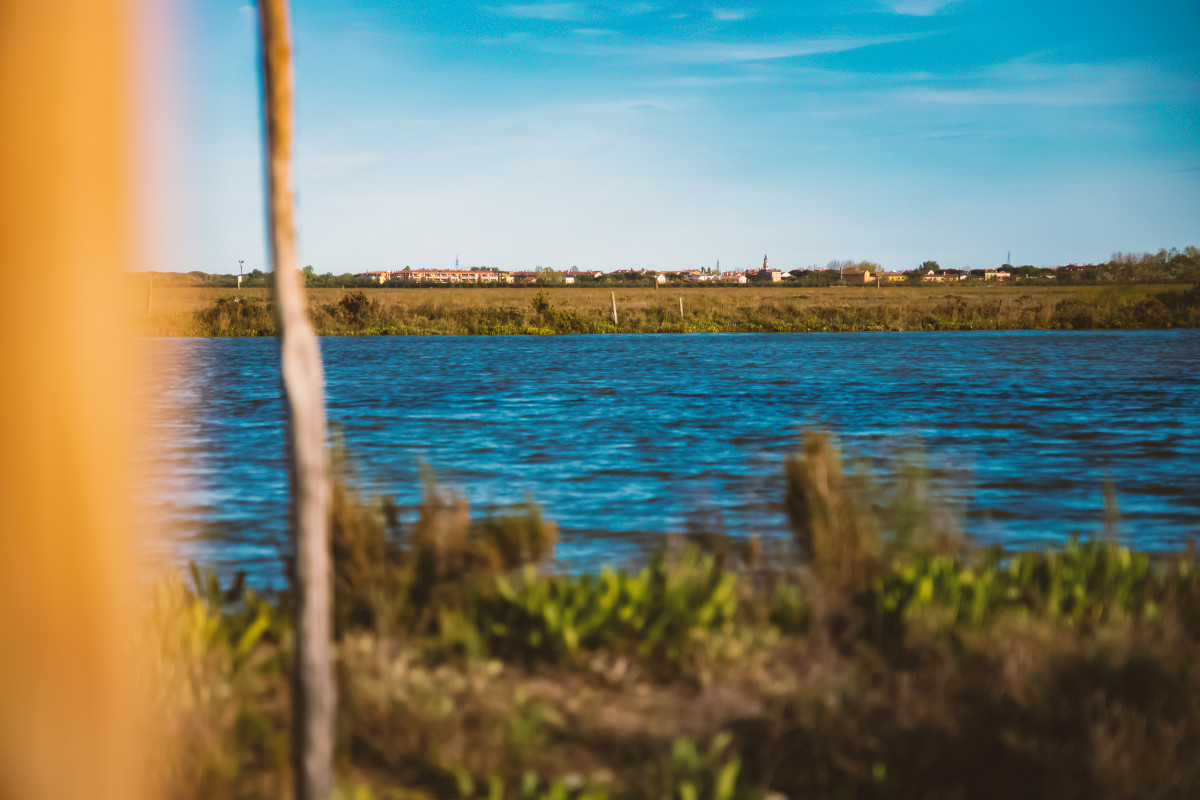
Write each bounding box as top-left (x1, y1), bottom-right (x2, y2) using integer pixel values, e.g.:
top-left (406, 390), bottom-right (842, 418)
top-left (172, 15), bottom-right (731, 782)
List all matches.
top-left (258, 3), bottom-right (334, 800)
top-left (611, 291), bottom-right (618, 325)
top-left (679, 296), bottom-right (684, 318)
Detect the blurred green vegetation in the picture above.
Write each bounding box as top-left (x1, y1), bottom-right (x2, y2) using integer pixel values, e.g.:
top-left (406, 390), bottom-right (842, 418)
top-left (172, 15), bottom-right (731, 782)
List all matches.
top-left (143, 433), bottom-right (1200, 799)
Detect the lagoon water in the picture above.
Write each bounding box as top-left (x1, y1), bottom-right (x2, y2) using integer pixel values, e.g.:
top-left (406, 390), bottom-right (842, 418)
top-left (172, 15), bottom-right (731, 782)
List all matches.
top-left (142, 331), bottom-right (1200, 582)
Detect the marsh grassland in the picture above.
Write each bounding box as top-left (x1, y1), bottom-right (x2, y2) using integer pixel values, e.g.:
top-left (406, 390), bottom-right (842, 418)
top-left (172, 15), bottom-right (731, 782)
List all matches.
top-left (136, 283), bottom-right (1200, 336)
top-left (143, 435), bottom-right (1200, 800)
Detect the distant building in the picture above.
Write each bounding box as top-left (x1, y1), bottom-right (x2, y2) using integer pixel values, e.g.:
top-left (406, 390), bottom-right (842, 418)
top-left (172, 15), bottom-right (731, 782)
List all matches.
top-left (964, 268), bottom-right (1012, 281)
top-left (840, 270), bottom-right (874, 285)
top-left (922, 269), bottom-right (968, 282)
top-left (748, 254), bottom-right (782, 283)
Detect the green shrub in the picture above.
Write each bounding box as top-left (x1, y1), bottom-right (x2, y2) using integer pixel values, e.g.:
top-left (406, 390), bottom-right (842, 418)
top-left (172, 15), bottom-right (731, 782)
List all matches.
top-left (644, 735), bottom-right (752, 800)
top-left (480, 547), bottom-right (740, 669)
top-left (194, 297), bottom-right (276, 335)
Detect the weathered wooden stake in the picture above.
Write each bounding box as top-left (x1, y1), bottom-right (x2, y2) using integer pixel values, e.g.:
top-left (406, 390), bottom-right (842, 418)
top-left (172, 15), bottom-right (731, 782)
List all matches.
top-left (258, 2), bottom-right (334, 800)
top-left (679, 296), bottom-right (684, 318)
top-left (611, 291), bottom-right (618, 325)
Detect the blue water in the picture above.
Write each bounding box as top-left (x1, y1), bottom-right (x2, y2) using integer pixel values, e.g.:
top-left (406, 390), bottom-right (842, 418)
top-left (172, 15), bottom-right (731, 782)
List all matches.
top-left (140, 331), bottom-right (1200, 582)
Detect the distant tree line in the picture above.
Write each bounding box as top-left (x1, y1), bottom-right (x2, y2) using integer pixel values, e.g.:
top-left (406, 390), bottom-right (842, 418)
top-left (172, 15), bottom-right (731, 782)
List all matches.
top-left (134, 267), bottom-right (371, 289)
top-left (1044, 247), bottom-right (1200, 284)
top-left (786, 249), bottom-right (1200, 286)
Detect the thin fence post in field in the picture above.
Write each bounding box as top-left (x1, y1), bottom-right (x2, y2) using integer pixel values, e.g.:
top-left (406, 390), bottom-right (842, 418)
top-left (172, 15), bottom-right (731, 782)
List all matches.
top-left (679, 296), bottom-right (684, 318)
top-left (257, 2), bottom-right (335, 799)
top-left (611, 291), bottom-right (618, 325)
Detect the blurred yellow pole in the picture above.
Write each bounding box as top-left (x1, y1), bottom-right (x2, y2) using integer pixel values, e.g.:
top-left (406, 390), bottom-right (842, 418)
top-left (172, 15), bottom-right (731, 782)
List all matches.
top-left (0, 1), bottom-right (142, 799)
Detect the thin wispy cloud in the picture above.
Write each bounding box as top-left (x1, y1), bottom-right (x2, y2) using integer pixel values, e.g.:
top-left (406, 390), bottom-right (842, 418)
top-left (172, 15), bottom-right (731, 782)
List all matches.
top-left (574, 27), bottom-right (617, 36)
top-left (886, 0), bottom-right (963, 16)
top-left (634, 34), bottom-right (920, 63)
top-left (921, 129), bottom-right (978, 140)
top-left (646, 72), bottom-right (777, 87)
top-left (498, 3), bottom-right (584, 20)
top-left (569, 97), bottom-right (680, 114)
top-left (900, 87), bottom-right (1115, 106)
top-left (894, 58), bottom-right (1174, 108)
top-left (616, 2), bottom-right (660, 14)
top-left (478, 31), bottom-right (534, 46)
top-left (711, 8), bottom-right (756, 22)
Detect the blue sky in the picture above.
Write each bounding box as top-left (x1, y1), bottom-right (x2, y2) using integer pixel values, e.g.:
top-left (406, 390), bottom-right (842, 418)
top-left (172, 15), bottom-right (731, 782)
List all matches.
top-left (167, 0), bottom-right (1200, 273)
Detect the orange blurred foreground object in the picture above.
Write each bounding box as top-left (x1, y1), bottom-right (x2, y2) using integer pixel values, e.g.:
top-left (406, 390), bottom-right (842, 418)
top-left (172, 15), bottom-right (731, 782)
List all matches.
top-left (0, 1), bottom-right (144, 798)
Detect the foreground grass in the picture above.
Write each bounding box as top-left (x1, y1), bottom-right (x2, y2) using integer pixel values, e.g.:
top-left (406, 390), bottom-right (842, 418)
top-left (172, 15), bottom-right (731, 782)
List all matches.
top-left (142, 435), bottom-right (1200, 799)
top-left (136, 284), bottom-right (1200, 336)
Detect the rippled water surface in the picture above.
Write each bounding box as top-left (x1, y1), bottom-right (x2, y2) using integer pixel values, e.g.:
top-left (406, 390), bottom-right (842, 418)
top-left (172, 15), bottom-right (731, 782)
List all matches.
top-left (141, 332), bottom-right (1200, 582)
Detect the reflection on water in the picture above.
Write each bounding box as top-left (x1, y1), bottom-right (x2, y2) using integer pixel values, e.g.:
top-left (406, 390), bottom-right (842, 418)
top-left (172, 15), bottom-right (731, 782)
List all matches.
top-left (140, 331), bottom-right (1200, 584)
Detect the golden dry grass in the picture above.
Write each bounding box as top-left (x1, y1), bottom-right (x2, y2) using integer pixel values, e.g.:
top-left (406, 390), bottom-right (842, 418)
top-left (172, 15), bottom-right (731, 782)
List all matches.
top-left (132, 282), bottom-right (1200, 335)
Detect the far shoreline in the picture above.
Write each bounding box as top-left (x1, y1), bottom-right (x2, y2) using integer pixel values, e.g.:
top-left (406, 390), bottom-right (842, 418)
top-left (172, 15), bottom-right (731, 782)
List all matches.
top-left (135, 283), bottom-right (1200, 337)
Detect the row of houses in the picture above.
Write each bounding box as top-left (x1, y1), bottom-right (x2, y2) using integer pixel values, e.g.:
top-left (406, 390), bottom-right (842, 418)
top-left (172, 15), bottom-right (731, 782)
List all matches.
top-left (355, 264), bottom-right (1013, 285)
top-left (791, 267), bottom-right (1012, 283)
top-left (922, 269), bottom-right (1012, 282)
top-left (356, 267), bottom-right (617, 285)
top-left (356, 255), bottom-right (792, 286)
top-left (355, 266), bottom-right (778, 285)
top-left (358, 268), bottom-right (514, 284)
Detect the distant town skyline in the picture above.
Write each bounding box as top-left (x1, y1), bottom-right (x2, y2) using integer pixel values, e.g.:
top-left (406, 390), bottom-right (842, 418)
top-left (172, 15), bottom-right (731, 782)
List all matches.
top-left (157, 0), bottom-right (1200, 274)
